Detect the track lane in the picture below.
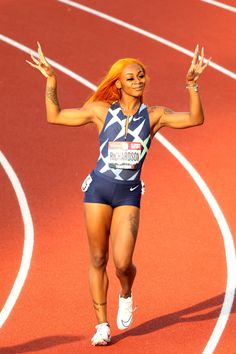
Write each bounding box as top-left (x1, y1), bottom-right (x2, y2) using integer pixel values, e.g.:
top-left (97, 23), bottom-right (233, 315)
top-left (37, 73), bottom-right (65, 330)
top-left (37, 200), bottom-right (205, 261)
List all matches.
top-left (58, 0), bottom-right (236, 80)
top-left (69, 0), bottom-right (236, 73)
top-left (0, 166), bottom-right (24, 312)
top-left (0, 151), bottom-right (34, 329)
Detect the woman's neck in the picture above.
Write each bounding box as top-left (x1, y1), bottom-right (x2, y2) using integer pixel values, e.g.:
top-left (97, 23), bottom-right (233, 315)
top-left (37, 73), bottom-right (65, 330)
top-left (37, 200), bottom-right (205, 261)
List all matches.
top-left (119, 97), bottom-right (141, 116)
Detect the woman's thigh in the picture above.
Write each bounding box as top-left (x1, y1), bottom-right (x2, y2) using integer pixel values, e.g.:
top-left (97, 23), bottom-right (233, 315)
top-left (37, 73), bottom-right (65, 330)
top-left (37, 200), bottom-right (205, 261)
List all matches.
top-left (110, 205), bottom-right (140, 268)
top-left (84, 203), bottom-right (113, 257)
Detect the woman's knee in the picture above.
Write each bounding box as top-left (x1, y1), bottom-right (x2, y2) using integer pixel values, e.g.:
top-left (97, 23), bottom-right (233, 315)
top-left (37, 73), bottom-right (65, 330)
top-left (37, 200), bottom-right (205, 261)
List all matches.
top-left (90, 252), bottom-right (108, 270)
top-left (115, 261), bottom-right (136, 277)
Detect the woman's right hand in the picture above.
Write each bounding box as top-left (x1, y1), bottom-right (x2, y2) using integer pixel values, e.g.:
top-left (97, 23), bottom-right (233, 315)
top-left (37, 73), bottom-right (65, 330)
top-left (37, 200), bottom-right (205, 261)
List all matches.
top-left (26, 42), bottom-right (55, 78)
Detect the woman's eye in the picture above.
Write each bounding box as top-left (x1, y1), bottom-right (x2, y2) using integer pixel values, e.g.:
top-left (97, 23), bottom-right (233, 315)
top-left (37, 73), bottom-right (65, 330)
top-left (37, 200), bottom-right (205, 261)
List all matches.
top-left (127, 78), bottom-right (134, 81)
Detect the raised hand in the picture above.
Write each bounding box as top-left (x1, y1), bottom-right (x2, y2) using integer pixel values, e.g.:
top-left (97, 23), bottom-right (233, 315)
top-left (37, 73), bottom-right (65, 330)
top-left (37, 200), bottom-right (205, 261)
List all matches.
top-left (186, 45), bottom-right (210, 84)
top-left (26, 42), bottom-right (55, 78)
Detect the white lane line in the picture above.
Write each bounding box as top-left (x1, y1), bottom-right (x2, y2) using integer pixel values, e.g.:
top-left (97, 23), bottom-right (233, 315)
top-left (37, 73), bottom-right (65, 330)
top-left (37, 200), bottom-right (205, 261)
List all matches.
top-left (57, 0), bottom-right (236, 80)
top-left (0, 34), bottom-right (96, 92)
top-left (0, 35), bottom-right (235, 353)
top-left (201, 0), bottom-right (236, 13)
top-left (156, 134), bottom-right (236, 354)
top-left (0, 151), bottom-right (34, 328)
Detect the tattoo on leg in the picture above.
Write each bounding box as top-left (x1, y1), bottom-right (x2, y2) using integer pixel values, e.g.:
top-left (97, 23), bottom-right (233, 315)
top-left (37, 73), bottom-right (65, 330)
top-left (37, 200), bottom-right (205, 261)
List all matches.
top-left (46, 86), bottom-right (60, 108)
top-left (93, 299), bottom-right (107, 312)
top-left (129, 214), bottom-right (139, 241)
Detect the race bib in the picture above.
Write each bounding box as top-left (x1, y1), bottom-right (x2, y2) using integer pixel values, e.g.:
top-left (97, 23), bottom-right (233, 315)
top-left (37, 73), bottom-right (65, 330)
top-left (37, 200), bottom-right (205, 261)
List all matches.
top-left (108, 141), bottom-right (142, 170)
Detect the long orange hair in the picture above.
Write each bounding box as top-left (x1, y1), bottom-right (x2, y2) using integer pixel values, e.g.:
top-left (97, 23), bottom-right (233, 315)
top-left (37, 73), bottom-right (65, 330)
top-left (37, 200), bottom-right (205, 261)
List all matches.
top-left (85, 58), bottom-right (147, 105)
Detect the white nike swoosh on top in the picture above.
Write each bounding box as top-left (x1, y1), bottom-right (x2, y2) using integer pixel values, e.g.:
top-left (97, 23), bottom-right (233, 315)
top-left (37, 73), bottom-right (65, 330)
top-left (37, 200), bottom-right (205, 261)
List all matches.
top-left (133, 116), bottom-right (144, 121)
top-left (130, 185), bottom-right (139, 192)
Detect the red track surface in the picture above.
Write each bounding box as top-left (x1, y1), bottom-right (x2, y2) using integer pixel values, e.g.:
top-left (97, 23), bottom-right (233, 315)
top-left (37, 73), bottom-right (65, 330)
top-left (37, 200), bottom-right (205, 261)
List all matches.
top-left (0, 1), bottom-right (236, 353)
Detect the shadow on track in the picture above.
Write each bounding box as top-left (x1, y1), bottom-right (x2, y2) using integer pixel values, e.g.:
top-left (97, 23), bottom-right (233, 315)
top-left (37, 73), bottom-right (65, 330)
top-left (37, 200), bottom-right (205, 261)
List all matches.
top-left (0, 335), bottom-right (83, 353)
top-left (112, 292), bottom-right (235, 344)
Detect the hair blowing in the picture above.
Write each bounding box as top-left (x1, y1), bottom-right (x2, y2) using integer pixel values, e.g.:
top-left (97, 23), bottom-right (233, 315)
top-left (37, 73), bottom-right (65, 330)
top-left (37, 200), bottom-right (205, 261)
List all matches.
top-left (85, 58), bottom-right (147, 105)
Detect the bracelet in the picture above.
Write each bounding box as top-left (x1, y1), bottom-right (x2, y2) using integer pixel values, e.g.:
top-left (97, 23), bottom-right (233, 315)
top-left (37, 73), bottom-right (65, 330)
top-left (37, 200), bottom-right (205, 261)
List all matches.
top-left (186, 83), bottom-right (199, 92)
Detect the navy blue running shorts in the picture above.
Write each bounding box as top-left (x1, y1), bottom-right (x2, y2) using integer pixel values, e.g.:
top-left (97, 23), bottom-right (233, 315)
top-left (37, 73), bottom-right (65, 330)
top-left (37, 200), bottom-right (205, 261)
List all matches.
top-left (82, 170), bottom-right (144, 208)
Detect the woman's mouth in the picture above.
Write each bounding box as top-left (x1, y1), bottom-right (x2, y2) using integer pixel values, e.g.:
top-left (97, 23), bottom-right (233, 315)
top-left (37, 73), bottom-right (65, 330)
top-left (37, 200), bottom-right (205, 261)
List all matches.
top-left (134, 86), bottom-right (144, 91)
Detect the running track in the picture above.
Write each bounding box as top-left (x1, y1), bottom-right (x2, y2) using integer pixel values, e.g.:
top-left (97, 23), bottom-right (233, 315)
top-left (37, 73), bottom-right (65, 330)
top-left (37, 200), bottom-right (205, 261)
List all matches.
top-left (0, 1), bottom-right (236, 353)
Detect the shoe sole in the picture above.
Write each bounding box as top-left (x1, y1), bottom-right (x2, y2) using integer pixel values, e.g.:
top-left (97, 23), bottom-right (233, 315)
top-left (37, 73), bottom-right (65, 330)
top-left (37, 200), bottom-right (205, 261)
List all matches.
top-left (91, 338), bottom-right (111, 346)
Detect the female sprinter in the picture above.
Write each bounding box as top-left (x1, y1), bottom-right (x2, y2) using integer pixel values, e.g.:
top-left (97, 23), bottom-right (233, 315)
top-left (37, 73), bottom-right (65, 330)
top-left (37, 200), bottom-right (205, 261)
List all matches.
top-left (27, 43), bottom-right (209, 346)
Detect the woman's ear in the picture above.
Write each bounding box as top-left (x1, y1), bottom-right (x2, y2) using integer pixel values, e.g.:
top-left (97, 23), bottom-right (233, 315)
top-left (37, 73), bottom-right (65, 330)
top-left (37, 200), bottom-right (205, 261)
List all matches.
top-left (115, 80), bottom-right (122, 89)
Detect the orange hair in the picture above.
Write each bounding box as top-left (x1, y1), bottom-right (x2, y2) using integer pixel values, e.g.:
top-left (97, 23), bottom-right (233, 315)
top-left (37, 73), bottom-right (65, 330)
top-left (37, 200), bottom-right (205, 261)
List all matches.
top-left (85, 58), bottom-right (147, 105)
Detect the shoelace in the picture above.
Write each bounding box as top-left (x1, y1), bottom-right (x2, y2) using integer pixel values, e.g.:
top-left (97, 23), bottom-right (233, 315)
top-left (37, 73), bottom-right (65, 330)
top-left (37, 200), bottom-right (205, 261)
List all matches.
top-left (121, 303), bottom-right (137, 313)
top-left (130, 306), bottom-right (137, 313)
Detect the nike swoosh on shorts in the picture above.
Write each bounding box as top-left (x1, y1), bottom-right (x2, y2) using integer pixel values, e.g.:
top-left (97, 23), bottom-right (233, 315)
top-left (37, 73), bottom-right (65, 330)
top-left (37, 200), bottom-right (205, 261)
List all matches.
top-left (130, 185), bottom-right (139, 192)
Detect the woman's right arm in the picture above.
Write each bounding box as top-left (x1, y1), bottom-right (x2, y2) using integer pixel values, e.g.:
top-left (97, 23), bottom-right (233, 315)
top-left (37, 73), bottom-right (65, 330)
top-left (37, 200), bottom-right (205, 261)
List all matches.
top-left (26, 42), bottom-right (95, 126)
top-left (45, 75), bottom-right (95, 126)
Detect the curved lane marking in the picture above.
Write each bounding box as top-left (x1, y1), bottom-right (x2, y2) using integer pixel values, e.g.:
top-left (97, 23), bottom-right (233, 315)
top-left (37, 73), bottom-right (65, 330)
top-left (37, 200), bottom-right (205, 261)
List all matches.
top-left (156, 134), bottom-right (236, 354)
top-left (57, 0), bottom-right (236, 80)
top-left (0, 151), bottom-right (34, 328)
top-left (0, 35), bottom-right (236, 354)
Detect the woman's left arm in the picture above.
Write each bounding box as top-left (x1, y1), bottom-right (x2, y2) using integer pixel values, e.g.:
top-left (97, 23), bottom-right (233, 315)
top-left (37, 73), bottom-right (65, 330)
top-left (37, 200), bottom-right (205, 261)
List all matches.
top-left (156, 45), bottom-right (210, 131)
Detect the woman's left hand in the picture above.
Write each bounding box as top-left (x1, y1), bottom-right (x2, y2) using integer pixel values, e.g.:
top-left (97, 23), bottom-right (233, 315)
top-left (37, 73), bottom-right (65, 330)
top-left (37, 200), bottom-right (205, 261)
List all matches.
top-left (186, 45), bottom-right (210, 84)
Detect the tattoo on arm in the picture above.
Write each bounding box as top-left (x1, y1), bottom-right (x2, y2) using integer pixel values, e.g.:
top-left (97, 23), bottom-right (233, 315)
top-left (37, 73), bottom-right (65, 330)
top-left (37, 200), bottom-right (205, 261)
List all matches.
top-left (46, 86), bottom-right (60, 108)
top-left (129, 214), bottom-right (139, 241)
top-left (163, 108), bottom-right (174, 115)
top-left (148, 105), bottom-right (158, 114)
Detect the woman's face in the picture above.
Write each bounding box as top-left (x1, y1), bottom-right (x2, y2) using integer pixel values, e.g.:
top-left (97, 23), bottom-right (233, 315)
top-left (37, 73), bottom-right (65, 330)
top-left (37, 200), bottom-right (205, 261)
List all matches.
top-left (117, 64), bottom-right (146, 98)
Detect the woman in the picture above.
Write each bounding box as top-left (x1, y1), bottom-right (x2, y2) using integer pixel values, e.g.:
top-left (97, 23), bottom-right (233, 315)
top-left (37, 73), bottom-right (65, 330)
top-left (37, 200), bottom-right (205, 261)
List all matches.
top-left (27, 43), bottom-right (209, 346)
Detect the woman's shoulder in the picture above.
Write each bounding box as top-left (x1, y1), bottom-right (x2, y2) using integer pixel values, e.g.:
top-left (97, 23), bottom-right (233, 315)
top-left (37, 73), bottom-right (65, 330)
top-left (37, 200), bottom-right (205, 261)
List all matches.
top-left (84, 100), bottom-right (110, 110)
top-left (83, 100), bottom-right (109, 111)
top-left (147, 105), bottom-right (163, 117)
top-left (83, 101), bottom-right (110, 123)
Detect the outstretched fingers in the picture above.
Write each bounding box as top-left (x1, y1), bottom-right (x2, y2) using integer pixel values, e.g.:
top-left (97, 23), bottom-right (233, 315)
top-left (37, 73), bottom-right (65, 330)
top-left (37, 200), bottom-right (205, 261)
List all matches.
top-left (191, 44), bottom-right (199, 66)
top-left (25, 49), bottom-right (39, 65)
top-left (201, 55), bottom-right (212, 72)
top-left (187, 45), bottom-right (211, 82)
top-left (25, 42), bottom-right (55, 78)
top-left (37, 41), bottom-right (48, 65)
top-left (31, 52), bottom-right (39, 64)
top-left (187, 44), bottom-right (199, 78)
top-left (25, 53), bottom-right (39, 68)
top-left (198, 47), bottom-right (206, 66)
top-left (195, 46), bottom-right (211, 70)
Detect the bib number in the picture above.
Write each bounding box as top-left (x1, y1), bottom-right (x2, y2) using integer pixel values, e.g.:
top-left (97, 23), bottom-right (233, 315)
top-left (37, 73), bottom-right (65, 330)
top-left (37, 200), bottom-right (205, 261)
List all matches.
top-left (108, 141), bottom-right (142, 170)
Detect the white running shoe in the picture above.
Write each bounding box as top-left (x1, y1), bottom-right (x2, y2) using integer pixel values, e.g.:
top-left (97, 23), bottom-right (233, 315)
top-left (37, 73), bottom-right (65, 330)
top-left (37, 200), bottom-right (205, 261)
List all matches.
top-left (117, 294), bottom-right (136, 330)
top-left (91, 322), bottom-right (111, 346)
